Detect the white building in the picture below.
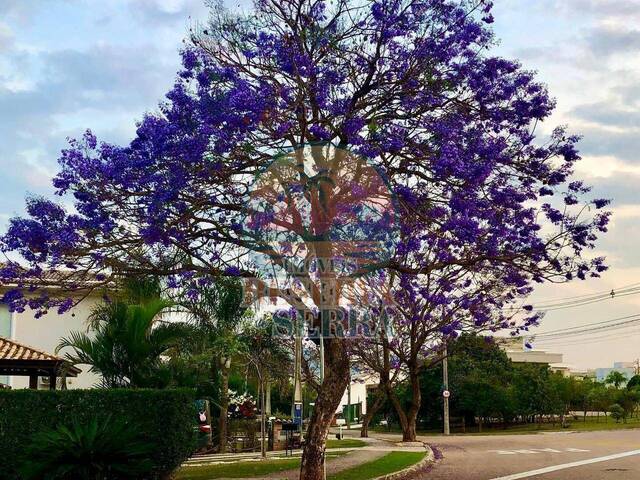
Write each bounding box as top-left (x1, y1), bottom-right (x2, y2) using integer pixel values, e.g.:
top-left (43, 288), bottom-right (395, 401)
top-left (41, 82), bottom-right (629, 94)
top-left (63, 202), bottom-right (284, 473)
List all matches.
top-left (595, 362), bottom-right (637, 384)
top-left (500, 337), bottom-right (567, 374)
top-left (335, 374), bottom-right (378, 423)
top-left (0, 291), bottom-right (101, 389)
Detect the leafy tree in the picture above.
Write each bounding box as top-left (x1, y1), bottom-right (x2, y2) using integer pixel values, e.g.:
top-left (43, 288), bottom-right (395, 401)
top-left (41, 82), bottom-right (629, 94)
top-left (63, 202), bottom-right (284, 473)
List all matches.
top-left (57, 279), bottom-right (186, 388)
top-left (449, 335), bottom-right (513, 429)
top-left (606, 371), bottom-right (627, 389)
top-left (177, 276), bottom-right (248, 452)
top-left (609, 403), bottom-right (625, 423)
top-left (626, 375), bottom-right (640, 391)
top-left (19, 415), bottom-right (154, 480)
top-left (240, 317), bottom-right (292, 458)
top-left (614, 388), bottom-right (640, 421)
top-left (546, 373), bottom-right (576, 427)
top-left (586, 383), bottom-right (615, 422)
top-left (1, 1), bottom-right (610, 477)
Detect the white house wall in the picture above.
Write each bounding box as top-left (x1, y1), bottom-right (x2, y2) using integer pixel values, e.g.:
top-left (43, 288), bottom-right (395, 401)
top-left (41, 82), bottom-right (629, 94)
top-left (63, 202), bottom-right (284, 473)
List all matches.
top-left (6, 297), bottom-right (101, 389)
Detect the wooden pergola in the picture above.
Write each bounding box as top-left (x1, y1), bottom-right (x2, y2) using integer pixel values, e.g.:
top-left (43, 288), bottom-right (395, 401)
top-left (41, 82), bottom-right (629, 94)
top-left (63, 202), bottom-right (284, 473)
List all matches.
top-left (0, 337), bottom-right (81, 390)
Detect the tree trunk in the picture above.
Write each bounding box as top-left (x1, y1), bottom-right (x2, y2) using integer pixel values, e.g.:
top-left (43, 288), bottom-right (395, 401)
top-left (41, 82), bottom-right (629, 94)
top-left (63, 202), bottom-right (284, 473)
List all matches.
top-left (299, 338), bottom-right (350, 480)
top-left (388, 365), bottom-right (421, 442)
top-left (218, 358), bottom-right (230, 453)
top-left (360, 389), bottom-right (385, 438)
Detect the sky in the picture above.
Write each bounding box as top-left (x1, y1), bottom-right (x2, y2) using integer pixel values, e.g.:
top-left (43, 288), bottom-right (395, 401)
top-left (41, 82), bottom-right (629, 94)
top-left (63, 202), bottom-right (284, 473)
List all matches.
top-left (0, 0), bottom-right (639, 370)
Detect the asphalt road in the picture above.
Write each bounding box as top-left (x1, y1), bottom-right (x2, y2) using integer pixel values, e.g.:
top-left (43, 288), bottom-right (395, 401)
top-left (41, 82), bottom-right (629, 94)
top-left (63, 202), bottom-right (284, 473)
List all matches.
top-left (412, 429), bottom-right (640, 480)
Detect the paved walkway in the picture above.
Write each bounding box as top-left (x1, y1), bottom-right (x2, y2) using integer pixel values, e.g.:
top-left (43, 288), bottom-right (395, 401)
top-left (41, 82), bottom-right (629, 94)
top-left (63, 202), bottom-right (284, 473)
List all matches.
top-left (184, 430), bottom-right (429, 479)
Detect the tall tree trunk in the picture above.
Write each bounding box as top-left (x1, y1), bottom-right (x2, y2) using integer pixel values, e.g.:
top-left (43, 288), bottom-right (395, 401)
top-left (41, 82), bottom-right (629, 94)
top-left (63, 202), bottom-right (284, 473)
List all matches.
top-left (360, 389), bottom-right (385, 438)
top-left (299, 338), bottom-right (350, 480)
top-left (218, 357), bottom-right (230, 453)
top-left (405, 369), bottom-right (421, 441)
top-left (388, 363), bottom-right (421, 442)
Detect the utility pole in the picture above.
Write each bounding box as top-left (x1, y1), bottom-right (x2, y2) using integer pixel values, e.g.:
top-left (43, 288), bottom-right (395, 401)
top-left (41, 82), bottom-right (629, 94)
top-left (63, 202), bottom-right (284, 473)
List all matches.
top-left (443, 342), bottom-right (450, 436)
top-left (319, 331), bottom-right (326, 480)
top-left (292, 318), bottom-right (303, 436)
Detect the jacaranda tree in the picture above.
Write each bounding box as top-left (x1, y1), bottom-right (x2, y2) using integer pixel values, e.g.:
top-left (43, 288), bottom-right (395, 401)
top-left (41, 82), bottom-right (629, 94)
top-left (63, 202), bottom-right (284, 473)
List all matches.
top-left (1, 1), bottom-right (610, 478)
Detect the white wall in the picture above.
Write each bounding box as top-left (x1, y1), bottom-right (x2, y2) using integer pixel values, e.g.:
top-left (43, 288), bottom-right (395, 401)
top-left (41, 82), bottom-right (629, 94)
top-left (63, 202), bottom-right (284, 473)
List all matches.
top-left (7, 296), bottom-right (101, 389)
top-left (337, 381), bottom-right (369, 415)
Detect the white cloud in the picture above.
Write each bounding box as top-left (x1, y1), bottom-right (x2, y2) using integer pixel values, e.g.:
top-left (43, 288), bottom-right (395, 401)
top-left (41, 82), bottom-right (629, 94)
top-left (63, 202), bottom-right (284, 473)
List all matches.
top-left (576, 155), bottom-right (640, 179)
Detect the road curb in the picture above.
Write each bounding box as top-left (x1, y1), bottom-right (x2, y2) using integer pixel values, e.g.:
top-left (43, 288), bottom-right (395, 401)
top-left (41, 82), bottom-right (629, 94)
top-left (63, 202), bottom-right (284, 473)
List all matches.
top-left (370, 443), bottom-right (436, 480)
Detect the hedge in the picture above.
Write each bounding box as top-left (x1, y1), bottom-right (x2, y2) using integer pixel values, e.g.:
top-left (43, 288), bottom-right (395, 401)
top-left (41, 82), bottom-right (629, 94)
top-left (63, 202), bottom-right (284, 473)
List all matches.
top-left (0, 388), bottom-right (196, 480)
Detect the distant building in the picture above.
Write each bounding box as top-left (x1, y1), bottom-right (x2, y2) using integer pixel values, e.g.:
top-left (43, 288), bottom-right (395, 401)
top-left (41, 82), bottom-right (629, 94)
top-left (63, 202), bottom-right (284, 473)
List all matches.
top-left (568, 368), bottom-right (596, 380)
top-left (595, 362), bottom-right (637, 384)
top-left (500, 337), bottom-right (568, 375)
top-left (335, 374), bottom-right (377, 424)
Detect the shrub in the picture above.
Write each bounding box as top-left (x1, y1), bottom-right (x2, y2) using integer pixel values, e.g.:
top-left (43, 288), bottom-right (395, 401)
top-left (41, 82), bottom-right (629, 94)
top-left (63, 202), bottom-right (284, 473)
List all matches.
top-left (609, 403), bottom-right (625, 423)
top-left (20, 415), bottom-right (154, 480)
top-left (0, 389), bottom-right (196, 480)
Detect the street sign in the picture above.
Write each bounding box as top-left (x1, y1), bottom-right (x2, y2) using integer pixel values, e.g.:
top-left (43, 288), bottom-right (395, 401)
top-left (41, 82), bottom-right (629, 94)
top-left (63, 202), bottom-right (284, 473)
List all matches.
top-left (443, 390), bottom-right (450, 398)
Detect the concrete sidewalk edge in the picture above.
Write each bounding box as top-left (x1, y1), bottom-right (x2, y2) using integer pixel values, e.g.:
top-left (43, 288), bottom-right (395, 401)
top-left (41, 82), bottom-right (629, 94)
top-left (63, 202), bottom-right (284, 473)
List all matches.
top-left (371, 443), bottom-right (436, 480)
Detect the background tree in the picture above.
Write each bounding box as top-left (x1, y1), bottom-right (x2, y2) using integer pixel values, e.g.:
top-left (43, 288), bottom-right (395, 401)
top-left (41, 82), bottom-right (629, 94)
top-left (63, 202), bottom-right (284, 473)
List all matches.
top-left (57, 277), bottom-right (186, 388)
top-left (627, 375), bottom-right (640, 391)
top-left (1, 0), bottom-right (610, 477)
top-left (177, 276), bottom-right (248, 453)
top-left (606, 371), bottom-right (628, 389)
top-left (240, 317), bottom-right (292, 458)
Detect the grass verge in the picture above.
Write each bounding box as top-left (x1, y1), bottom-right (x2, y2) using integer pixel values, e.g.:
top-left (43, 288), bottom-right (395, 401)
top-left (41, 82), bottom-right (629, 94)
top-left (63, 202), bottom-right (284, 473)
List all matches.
top-left (327, 451), bottom-right (427, 480)
top-left (374, 416), bottom-right (640, 436)
top-left (176, 451), bottom-right (350, 479)
top-left (326, 438), bottom-right (367, 449)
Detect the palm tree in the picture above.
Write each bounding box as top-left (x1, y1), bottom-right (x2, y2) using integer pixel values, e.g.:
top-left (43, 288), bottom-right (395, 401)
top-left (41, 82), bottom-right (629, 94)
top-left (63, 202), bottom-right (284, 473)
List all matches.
top-left (57, 278), bottom-right (188, 388)
top-left (178, 276), bottom-right (248, 452)
top-left (605, 371), bottom-right (628, 389)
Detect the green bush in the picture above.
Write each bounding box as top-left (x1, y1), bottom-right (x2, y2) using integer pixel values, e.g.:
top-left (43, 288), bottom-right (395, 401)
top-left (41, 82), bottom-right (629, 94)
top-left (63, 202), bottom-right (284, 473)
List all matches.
top-left (0, 389), bottom-right (196, 480)
top-left (20, 415), bottom-right (154, 480)
top-left (609, 403), bottom-right (625, 423)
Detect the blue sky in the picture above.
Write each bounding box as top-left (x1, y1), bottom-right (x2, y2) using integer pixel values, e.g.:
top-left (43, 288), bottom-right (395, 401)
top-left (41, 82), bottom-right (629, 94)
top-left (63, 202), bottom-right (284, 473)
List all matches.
top-left (1, 0), bottom-right (639, 369)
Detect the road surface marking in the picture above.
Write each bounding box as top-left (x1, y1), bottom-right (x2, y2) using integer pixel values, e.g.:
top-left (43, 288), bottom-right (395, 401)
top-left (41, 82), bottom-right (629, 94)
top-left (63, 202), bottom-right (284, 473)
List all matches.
top-left (489, 448), bottom-right (588, 455)
top-left (489, 449), bottom-right (640, 479)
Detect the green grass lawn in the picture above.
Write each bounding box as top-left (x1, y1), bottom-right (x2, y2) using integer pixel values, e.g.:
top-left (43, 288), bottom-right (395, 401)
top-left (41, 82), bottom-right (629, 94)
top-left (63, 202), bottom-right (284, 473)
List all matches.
top-left (176, 451), bottom-right (350, 479)
top-left (327, 451), bottom-right (426, 480)
top-left (375, 415), bottom-right (640, 436)
top-left (326, 438), bottom-right (367, 449)
top-left (469, 416), bottom-right (640, 435)
top-left (176, 457), bottom-right (300, 479)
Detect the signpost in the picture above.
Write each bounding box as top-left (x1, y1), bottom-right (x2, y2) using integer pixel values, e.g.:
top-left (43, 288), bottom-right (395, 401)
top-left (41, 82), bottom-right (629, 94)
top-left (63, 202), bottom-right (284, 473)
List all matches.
top-left (443, 343), bottom-right (450, 436)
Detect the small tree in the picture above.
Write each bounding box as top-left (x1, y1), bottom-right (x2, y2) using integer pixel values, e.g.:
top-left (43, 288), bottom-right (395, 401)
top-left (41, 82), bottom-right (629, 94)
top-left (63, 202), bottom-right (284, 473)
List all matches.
top-left (240, 318), bottom-right (291, 458)
top-left (609, 403), bottom-right (625, 423)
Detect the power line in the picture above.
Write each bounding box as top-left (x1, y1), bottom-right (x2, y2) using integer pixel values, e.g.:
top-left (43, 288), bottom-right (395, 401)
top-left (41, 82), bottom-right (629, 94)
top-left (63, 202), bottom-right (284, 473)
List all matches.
top-left (532, 316), bottom-right (640, 340)
top-left (535, 330), bottom-right (640, 347)
top-left (503, 287), bottom-right (640, 313)
top-left (531, 313), bottom-right (640, 337)
top-left (527, 281), bottom-right (640, 304)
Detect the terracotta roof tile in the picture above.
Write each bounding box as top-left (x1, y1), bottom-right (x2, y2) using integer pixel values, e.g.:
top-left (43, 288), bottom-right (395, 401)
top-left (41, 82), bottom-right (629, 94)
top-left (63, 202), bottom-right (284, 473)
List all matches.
top-left (0, 337), bottom-right (65, 362)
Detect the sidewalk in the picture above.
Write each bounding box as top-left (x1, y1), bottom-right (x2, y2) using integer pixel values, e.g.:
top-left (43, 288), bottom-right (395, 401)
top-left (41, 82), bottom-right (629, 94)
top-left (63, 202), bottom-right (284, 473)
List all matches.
top-left (184, 430), bottom-right (430, 479)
